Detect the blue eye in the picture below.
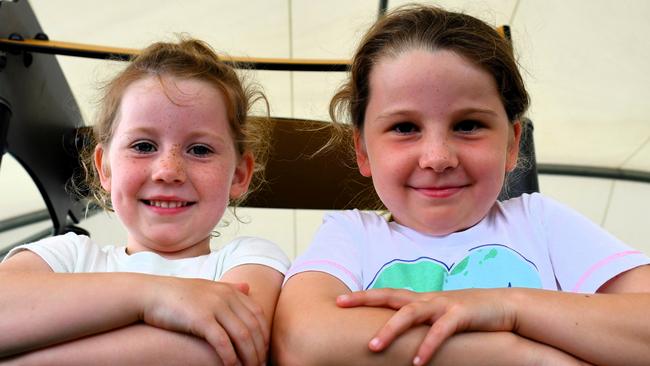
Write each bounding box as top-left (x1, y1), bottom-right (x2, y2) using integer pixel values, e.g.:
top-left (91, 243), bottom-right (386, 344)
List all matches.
top-left (188, 144), bottom-right (213, 156)
top-left (454, 120), bottom-right (482, 133)
top-left (132, 141), bottom-right (156, 153)
top-left (392, 122), bottom-right (418, 134)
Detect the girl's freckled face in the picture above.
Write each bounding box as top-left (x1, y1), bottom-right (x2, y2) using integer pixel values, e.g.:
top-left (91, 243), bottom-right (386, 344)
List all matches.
top-left (96, 76), bottom-right (250, 256)
top-left (357, 49), bottom-right (520, 235)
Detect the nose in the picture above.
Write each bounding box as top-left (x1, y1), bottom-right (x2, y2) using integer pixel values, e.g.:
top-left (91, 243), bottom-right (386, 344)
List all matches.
top-left (418, 134), bottom-right (459, 173)
top-left (151, 147), bottom-right (186, 184)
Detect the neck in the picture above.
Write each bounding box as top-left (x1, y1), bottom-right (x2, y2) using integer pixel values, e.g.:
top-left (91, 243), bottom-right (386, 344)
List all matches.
top-left (125, 236), bottom-right (212, 259)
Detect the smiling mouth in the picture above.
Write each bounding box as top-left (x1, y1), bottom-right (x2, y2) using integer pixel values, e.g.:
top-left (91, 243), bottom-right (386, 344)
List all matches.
top-left (142, 200), bottom-right (195, 209)
top-left (412, 185), bottom-right (467, 198)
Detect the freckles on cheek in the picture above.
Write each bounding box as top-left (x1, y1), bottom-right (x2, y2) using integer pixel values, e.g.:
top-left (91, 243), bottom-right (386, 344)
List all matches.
top-left (120, 163), bottom-right (148, 184)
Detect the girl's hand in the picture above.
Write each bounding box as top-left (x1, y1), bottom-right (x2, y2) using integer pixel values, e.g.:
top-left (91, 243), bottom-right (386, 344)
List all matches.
top-left (141, 276), bottom-right (268, 366)
top-left (337, 288), bottom-right (517, 365)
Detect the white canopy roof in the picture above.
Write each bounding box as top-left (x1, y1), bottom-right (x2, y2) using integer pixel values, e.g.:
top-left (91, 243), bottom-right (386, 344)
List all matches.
top-left (27, 0), bottom-right (650, 172)
top-left (2, 0), bottom-right (649, 254)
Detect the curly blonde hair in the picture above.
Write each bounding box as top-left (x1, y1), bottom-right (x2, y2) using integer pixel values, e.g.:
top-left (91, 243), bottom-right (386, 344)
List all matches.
top-left (76, 37), bottom-right (270, 211)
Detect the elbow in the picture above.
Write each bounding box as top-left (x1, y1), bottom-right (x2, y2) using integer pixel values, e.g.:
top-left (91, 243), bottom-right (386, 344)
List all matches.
top-left (271, 313), bottom-right (327, 366)
top-left (271, 322), bottom-right (310, 366)
top-left (271, 338), bottom-right (302, 366)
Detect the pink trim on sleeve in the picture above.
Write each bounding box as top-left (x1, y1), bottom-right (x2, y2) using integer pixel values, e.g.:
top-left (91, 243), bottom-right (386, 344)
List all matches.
top-left (572, 250), bottom-right (643, 292)
top-left (291, 259), bottom-right (362, 290)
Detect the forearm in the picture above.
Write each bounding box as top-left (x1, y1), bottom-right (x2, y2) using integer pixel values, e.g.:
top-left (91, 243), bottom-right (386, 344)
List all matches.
top-left (274, 302), bottom-right (585, 366)
top-left (274, 298), bottom-right (589, 365)
top-left (431, 332), bottom-right (589, 366)
top-left (274, 273), bottom-right (427, 365)
top-left (273, 273), bottom-right (586, 366)
top-left (507, 289), bottom-right (650, 365)
top-left (274, 298), bottom-right (423, 366)
top-left (0, 271), bottom-right (149, 356)
top-left (1, 323), bottom-right (222, 366)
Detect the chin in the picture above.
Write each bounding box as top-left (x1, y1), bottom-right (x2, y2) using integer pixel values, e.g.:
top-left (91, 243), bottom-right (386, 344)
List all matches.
top-left (140, 234), bottom-right (190, 251)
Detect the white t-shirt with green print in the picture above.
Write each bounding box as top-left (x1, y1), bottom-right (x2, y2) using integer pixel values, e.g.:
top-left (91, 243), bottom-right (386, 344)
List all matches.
top-left (287, 193), bottom-right (648, 293)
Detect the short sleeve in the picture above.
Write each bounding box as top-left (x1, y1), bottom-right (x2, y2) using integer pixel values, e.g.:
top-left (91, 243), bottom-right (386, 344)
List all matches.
top-left (3, 233), bottom-right (97, 273)
top-left (219, 237), bottom-right (290, 277)
top-left (534, 194), bottom-right (650, 293)
top-left (285, 211), bottom-right (366, 291)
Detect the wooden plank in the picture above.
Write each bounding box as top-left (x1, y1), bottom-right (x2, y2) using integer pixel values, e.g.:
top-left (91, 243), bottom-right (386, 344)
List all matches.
top-left (0, 38), bottom-right (350, 71)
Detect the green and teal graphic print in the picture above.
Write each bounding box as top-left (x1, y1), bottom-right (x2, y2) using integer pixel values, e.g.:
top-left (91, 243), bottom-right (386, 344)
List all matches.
top-left (367, 244), bottom-right (542, 291)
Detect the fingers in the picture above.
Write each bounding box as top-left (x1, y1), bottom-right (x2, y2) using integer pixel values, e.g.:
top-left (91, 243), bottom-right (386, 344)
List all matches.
top-left (232, 282), bottom-right (250, 295)
top-left (367, 302), bottom-right (462, 366)
top-left (205, 285), bottom-right (267, 366)
top-left (413, 313), bottom-right (459, 366)
top-left (228, 292), bottom-right (268, 364)
top-left (337, 288), bottom-right (421, 309)
top-left (243, 294), bottom-right (270, 345)
top-left (145, 278), bottom-right (267, 365)
top-left (214, 308), bottom-right (261, 366)
top-left (367, 300), bottom-right (445, 352)
top-left (200, 320), bottom-right (240, 366)
top-left (337, 289), bottom-right (470, 365)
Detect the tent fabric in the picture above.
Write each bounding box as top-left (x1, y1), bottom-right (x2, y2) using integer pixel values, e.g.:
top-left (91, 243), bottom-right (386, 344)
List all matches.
top-left (1, 0), bottom-right (649, 256)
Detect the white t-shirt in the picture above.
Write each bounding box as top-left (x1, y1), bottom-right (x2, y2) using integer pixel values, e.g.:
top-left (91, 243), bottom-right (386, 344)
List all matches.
top-left (287, 193), bottom-right (649, 293)
top-left (5, 233), bottom-right (290, 280)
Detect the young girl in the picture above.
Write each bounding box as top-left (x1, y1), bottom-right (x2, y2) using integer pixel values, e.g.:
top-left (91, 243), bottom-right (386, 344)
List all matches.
top-left (273, 5), bottom-right (650, 366)
top-left (0, 38), bottom-right (289, 366)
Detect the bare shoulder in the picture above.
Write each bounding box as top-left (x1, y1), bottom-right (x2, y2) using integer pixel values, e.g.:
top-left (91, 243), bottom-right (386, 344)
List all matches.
top-left (0, 250), bottom-right (52, 272)
top-left (598, 264), bottom-right (650, 293)
top-left (281, 271), bottom-right (352, 306)
top-left (221, 264), bottom-right (285, 325)
top-left (221, 263), bottom-right (284, 287)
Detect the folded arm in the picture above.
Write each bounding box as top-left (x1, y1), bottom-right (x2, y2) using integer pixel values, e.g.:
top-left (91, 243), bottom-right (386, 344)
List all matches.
top-left (341, 265), bottom-right (650, 366)
top-left (0, 324), bottom-right (222, 366)
top-left (272, 271), bottom-right (587, 366)
top-left (0, 251), bottom-right (147, 356)
top-left (0, 251), bottom-right (283, 365)
top-left (514, 265), bottom-right (650, 365)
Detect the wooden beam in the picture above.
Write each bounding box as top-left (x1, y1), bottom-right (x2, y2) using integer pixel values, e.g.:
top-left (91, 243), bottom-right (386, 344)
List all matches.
top-left (0, 38), bottom-right (350, 71)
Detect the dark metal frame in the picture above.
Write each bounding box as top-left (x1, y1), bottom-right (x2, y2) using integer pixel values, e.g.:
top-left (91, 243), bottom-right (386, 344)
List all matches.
top-left (539, 164), bottom-right (650, 183)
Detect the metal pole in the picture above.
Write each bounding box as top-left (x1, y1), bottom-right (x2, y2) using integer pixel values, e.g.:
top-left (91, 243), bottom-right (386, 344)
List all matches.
top-left (378, 0), bottom-right (388, 17)
top-left (0, 97), bottom-right (11, 169)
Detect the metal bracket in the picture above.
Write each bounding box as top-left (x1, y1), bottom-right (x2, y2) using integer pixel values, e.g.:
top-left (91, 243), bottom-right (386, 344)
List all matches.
top-left (0, 51), bottom-right (6, 72)
top-left (7, 33), bottom-right (35, 68)
top-left (0, 0), bottom-right (21, 9)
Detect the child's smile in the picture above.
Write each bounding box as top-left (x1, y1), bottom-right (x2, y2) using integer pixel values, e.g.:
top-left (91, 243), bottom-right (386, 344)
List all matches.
top-left (356, 49), bottom-right (521, 236)
top-left (94, 75), bottom-right (251, 258)
top-left (141, 197), bottom-right (196, 213)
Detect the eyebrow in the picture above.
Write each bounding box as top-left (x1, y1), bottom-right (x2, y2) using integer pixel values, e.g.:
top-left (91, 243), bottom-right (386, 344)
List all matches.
top-left (457, 107), bottom-right (499, 117)
top-left (375, 109), bottom-right (414, 121)
top-left (376, 106), bottom-right (499, 120)
top-left (122, 126), bottom-right (228, 144)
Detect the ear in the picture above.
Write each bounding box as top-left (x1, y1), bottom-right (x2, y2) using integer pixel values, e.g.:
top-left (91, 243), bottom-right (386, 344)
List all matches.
top-left (354, 129), bottom-right (372, 177)
top-left (506, 120), bottom-right (522, 172)
top-left (94, 144), bottom-right (112, 192)
top-left (229, 151), bottom-right (254, 199)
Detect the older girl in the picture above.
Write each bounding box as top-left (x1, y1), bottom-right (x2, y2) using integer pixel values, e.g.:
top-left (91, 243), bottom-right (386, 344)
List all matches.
top-left (274, 5), bottom-right (650, 366)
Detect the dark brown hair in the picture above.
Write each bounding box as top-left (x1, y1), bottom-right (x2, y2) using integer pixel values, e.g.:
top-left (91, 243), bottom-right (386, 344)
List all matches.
top-left (330, 4), bottom-right (529, 129)
top-left (327, 5), bottom-right (530, 209)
